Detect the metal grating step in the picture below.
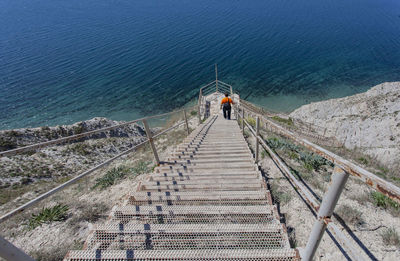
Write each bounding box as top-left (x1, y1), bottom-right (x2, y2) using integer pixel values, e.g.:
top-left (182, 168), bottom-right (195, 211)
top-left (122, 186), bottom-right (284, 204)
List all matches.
top-left (110, 205), bottom-right (277, 224)
top-left (64, 114), bottom-right (298, 260)
top-left (84, 223), bottom-right (287, 251)
top-left (66, 248), bottom-right (299, 260)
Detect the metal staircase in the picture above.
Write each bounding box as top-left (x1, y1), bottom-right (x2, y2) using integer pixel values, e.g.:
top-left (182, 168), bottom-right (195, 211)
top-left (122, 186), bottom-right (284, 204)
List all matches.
top-left (64, 115), bottom-right (299, 260)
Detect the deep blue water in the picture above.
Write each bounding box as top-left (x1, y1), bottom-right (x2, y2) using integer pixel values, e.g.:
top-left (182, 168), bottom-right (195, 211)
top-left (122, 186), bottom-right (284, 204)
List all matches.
top-left (1, 0), bottom-right (400, 129)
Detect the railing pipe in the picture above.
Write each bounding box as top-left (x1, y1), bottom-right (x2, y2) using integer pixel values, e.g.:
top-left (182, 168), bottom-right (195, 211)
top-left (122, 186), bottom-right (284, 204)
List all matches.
top-left (238, 104), bottom-right (400, 204)
top-left (0, 106), bottom-right (197, 158)
top-left (255, 117), bottom-right (260, 163)
top-left (142, 119), bottom-right (160, 165)
top-left (183, 109), bottom-right (189, 135)
top-left (215, 64), bottom-right (218, 92)
top-left (302, 166), bottom-right (350, 261)
top-left (243, 118), bottom-right (363, 260)
top-left (241, 109), bottom-right (245, 133)
top-left (0, 235), bottom-right (34, 261)
top-left (198, 89), bottom-right (202, 123)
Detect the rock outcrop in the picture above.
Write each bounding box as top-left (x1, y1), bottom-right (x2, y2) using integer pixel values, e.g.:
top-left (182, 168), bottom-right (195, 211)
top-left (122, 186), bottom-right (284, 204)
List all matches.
top-left (0, 118), bottom-right (148, 189)
top-left (289, 82), bottom-right (400, 171)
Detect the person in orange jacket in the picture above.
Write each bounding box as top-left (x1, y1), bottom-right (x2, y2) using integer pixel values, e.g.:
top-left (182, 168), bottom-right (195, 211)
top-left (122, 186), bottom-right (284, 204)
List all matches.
top-left (220, 93), bottom-right (234, 120)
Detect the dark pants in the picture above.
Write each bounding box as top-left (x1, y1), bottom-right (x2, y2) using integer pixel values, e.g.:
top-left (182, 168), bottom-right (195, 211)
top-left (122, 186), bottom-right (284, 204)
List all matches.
top-left (223, 107), bottom-right (231, 120)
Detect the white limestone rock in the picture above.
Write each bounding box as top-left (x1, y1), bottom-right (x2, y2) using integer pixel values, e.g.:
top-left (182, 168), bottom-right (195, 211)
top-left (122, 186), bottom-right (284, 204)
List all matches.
top-left (290, 82), bottom-right (400, 170)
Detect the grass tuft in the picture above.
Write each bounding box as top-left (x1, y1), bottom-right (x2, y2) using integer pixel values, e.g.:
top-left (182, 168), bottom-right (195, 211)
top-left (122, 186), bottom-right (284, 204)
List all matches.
top-left (93, 162), bottom-right (150, 189)
top-left (27, 204), bottom-right (69, 230)
top-left (336, 205), bottom-right (364, 226)
top-left (381, 227), bottom-right (400, 247)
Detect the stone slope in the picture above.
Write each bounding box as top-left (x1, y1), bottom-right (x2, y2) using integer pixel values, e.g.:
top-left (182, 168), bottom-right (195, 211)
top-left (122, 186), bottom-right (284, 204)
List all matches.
top-left (289, 82), bottom-right (400, 170)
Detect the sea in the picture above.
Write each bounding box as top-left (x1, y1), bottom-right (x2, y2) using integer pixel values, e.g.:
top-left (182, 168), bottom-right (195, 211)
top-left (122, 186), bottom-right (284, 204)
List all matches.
top-left (1, 0), bottom-right (400, 129)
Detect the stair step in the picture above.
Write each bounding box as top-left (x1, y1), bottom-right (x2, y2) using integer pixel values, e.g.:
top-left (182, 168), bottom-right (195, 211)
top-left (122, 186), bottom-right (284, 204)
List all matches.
top-left (83, 223), bottom-right (287, 250)
top-left (150, 170), bottom-right (260, 177)
top-left (128, 190), bottom-right (271, 205)
top-left (148, 174), bottom-right (260, 181)
top-left (159, 158), bottom-right (254, 166)
top-left (139, 182), bottom-right (264, 192)
top-left (155, 164), bottom-right (256, 172)
top-left (66, 248), bottom-right (299, 260)
top-left (110, 205), bottom-right (276, 224)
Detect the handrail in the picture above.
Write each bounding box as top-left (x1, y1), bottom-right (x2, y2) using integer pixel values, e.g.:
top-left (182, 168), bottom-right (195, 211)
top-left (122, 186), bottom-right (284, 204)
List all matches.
top-left (241, 116), bottom-right (364, 261)
top-left (0, 119), bottom-right (187, 223)
top-left (0, 106), bottom-right (196, 157)
top-left (239, 103), bottom-right (400, 204)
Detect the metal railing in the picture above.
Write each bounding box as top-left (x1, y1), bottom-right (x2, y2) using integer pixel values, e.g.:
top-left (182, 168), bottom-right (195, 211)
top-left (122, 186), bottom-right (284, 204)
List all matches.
top-left (236, 102), bottom-right (400, 261)
top-left (0, 105), bottom-right (198, 260)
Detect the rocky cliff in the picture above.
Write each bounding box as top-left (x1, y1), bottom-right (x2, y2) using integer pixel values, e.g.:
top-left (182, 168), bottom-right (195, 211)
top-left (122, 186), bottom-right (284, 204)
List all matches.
top-left (0, 118), bottom-right (147, 190)
top-left (289, 82), bottom-right (400, 171)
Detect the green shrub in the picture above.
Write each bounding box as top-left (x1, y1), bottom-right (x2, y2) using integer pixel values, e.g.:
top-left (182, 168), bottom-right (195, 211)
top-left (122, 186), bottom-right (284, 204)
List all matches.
top-left (93, 166), bottom-right (132, 189)
top-left (246, 117), bottom-right (256, 128)
top-left (370, 191), bottom-right (400, 210)
top-left (190, 110), bottom-right (197, 116)
top-left (93, 162), bottom-right (150, 189)
top-left (271, 116), bottom-right (293, 126)
top-left (381, 227), bottom-right (400, 246)
top-left (299, 152), bottom-right (328, 171)
top-left (27, 204), bottom-right (69, 230)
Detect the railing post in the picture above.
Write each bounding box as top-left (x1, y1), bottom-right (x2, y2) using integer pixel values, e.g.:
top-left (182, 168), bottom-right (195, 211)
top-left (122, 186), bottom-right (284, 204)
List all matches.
top-left (215, 64), bottom-right (218, 93)
top-left (142, 119), bottom-right (160, 165)
top-left (183, 109), bottom-right (189, 135)
top-left (241, 108), bottom-right (245, 133)
top-left (302, 165), bottom-right (349, 261)
top-left (0, 235), bottom-right (35, 261)
top-left (255, 116), bottom-right (260, 163)
top-left (198, 89), bottom-right (202, 123)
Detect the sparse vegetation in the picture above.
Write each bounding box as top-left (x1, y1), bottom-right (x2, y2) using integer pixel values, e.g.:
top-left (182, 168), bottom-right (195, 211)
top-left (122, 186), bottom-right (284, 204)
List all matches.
top-left (270, 180), bottom-right (292, 205)
top-left (72, 123), bottom-right (85, 134)
top-left (336, 204), bottom-right (364, 226)
top-left (358, 157), bottom-right (368, 165)
top-left (381, 227), bottom-right (400, 247)
top-left (27, 204), bottom-right (69, 230)
top-left (370, 191), bottom-right (400, 210)
top-left (190, 110), bottom-right (197, 116)
top-left (93, 162), bottom-right (150, 189)
top-left (246, 117), bottom-right (256, 128)
top-left (0, 137), bottom-right (17, 151)
top-left (69, 143), bottom-right (91, 155)
top-left (261, 150), bottom-right (267, 159)
top-left (271, 116), bottom-right (293, 126)
top-left (92, 165), bottom-right (133, 189)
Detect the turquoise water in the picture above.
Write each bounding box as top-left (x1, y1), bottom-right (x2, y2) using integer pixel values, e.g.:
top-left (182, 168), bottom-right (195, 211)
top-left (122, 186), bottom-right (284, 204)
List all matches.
top-left (1, 0), bottom-right (400, 129)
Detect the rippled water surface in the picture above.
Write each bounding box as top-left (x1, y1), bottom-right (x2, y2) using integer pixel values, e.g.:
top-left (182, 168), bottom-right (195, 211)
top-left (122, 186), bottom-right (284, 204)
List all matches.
top-left (1, 0), bottom-right (400, 129)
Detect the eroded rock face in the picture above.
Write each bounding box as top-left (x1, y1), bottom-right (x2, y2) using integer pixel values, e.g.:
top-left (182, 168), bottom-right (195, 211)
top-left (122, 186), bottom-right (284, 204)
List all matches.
top-left (0, 118), bottom-right (148, 188)
top-left (289, 82), bottom-right (400, 170)
top-left (0, 117), bottom-right (146, 151)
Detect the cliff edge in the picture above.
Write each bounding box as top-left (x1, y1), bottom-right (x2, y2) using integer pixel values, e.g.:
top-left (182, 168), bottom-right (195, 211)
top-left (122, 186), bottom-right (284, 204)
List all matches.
top-left (290, 82), bottom-right (400, 171)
